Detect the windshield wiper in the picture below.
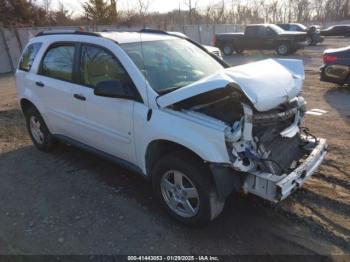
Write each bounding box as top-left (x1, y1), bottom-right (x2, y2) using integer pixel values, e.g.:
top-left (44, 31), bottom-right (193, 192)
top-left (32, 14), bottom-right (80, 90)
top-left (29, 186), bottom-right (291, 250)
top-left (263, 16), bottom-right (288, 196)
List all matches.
top-left (157, 86), bottom-right (181, 95)
top-left (157, 81), bottom-right (194, 95)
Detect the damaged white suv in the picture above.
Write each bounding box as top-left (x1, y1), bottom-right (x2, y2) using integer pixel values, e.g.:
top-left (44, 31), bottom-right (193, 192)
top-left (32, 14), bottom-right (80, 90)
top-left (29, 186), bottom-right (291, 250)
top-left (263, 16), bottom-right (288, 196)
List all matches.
top-left (16, 29), bottom-right (327, 226)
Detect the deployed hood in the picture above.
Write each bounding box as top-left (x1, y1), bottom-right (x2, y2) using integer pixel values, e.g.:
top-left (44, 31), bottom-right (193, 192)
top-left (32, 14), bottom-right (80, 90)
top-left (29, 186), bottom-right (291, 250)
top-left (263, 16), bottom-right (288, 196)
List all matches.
top-left (157, 59), bottom-right (305, 112)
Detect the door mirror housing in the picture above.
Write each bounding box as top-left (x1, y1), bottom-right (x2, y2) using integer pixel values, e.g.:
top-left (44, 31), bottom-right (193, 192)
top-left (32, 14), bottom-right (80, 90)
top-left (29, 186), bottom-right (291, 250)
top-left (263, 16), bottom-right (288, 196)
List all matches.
top-left (94, 80), bottom-right (135, 99)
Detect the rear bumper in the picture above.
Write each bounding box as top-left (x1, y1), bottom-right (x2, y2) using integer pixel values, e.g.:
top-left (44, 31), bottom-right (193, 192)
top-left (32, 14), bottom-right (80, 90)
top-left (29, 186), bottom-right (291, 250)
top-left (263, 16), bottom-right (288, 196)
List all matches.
top-left (243, 137), bottom-right (327, 202)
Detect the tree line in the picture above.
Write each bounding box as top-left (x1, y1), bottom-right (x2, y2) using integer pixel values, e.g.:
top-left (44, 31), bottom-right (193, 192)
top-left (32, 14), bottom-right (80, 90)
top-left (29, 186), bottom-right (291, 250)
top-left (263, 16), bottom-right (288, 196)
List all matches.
top-left (1, 0), bottom-right (350, 28)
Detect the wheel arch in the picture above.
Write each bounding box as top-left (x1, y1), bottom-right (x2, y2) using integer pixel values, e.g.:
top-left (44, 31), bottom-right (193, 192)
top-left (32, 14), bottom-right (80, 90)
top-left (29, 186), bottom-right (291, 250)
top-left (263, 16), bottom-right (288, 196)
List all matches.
top-left (145, 139), bottom-right (207, 177)
top-left (20, 98), bottom-right (38, 114)
top-left (147, 139), bottom-right (239, 207)
top-left (19, 97), bottom-right (53, 133)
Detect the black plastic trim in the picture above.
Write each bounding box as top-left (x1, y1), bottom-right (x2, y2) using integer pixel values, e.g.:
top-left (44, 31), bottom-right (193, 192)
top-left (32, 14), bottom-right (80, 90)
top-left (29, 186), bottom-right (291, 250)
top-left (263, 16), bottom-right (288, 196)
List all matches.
top-left (53, 134), bottom-right (146, 177)
top-left (209, 163), bottom-right (243, 200)
top-left (36, 31), bottom-right (101, 37)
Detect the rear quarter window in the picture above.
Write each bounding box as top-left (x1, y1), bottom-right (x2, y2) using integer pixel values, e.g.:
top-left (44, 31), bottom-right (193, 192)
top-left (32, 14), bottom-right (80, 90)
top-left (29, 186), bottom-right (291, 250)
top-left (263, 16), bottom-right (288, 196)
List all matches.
top-left (19, 43), bottom-right (42, 72)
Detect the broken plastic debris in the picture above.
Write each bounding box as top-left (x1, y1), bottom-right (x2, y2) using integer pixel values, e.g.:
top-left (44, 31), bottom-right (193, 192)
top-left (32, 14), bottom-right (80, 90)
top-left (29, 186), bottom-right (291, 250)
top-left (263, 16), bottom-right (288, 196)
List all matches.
top-left (306, 108), bottom-right (328, 116)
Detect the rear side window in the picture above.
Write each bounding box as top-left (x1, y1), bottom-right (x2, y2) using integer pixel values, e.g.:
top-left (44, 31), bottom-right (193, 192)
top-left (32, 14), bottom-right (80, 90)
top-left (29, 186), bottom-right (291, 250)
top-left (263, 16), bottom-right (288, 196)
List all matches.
top-left (80, 44), bottom-right (129, 88)
top-left (19, 43), bottom-right (42, 72)
top-left (41, 44), bottom-right (75, 82)
top-left (278, 24), bottom-right (289, 30)
top-left (256, 27), bottom-right (267, 36)
top-left (245, 26), bottom-right (257, 36)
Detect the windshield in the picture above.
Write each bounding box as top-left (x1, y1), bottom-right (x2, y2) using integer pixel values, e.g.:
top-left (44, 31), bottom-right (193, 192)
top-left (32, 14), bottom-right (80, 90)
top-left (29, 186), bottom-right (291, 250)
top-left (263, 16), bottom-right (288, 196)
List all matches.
top-left (121, 39), bottom-right (224, 94)
top-left (297, 24), bottom-right (307, 30)
top-left (269, 24), bottom-right (285, 34)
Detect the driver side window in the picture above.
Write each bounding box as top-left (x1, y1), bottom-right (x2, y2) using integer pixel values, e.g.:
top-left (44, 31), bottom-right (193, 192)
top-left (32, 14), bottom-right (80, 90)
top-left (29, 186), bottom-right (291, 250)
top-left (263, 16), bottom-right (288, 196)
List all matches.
top-left (80, 44), bottom-right (129, 88)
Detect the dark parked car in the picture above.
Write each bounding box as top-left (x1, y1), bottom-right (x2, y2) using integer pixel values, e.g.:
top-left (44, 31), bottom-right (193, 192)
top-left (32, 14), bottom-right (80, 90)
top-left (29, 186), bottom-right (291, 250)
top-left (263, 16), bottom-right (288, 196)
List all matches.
top-left (321, 25), bottom-right (350, 37)
top-left (213, 24), bottom-right (307, 56)
top-left (320, 46), bottom-right (350, 85)
top-left (276, 23), bottom-right (324, 45)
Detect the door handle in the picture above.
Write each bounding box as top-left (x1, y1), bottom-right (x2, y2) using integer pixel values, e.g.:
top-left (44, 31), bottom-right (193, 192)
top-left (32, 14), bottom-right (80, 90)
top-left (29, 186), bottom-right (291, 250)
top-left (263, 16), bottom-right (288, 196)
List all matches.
top-left (73, 94), bottom-right (86, 101)
top-left (35, 81), bottom-right (44, 87)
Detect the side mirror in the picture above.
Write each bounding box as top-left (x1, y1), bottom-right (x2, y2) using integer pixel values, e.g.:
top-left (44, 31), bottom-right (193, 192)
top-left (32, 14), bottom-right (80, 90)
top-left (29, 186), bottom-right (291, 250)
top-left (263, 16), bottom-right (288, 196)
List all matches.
top-left (94, 80), bottom-right (134, 99)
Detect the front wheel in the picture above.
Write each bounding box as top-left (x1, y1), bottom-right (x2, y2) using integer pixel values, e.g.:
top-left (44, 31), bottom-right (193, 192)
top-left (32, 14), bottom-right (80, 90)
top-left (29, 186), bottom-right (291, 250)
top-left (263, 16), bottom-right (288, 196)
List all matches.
top-left (276, 42), bottom-right (290, 56)
top-left (152, 151), bottom-right (224, 226)
top-left (222, 45), bottom-right (233, 56)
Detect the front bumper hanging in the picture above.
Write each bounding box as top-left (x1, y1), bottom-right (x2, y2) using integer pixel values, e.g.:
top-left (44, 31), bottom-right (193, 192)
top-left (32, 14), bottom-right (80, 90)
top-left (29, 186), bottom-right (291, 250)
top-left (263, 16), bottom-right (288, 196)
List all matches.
top-left (243, 137), bottom-right (327, 202)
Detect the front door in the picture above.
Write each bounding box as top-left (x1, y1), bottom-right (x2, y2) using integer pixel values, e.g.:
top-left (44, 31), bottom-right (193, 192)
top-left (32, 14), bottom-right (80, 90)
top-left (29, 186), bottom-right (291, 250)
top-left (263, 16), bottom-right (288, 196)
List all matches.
top-left (70, 43), bottom-right (137, 164)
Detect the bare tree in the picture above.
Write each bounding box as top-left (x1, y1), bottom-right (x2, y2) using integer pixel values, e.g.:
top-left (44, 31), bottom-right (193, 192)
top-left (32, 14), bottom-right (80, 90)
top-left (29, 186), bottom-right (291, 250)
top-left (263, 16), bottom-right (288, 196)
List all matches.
top-left (54, 0), bottom-right (73, 25)
top-left (184, 0), bottom-right (198, 24)
top-left (42, 0), bottom-right (51, 14)
top-left (205, 1), bottom-right (225, 24)
top-left (42, 0), bottom-right (53, 25)
top-left (137, 0), bottom-right (149, 26)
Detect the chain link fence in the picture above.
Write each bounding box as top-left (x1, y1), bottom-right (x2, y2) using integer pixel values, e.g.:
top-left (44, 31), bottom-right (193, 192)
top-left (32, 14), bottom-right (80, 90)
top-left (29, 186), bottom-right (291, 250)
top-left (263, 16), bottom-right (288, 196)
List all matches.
top-left (0, 24), bottom-right (246, 74)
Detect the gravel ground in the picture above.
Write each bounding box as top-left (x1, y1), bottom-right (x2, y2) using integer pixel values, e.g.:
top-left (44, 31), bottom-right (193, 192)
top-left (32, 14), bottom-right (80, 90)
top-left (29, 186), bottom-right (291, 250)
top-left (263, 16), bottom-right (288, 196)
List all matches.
top-left (0, 37), bottom-right (349, 255)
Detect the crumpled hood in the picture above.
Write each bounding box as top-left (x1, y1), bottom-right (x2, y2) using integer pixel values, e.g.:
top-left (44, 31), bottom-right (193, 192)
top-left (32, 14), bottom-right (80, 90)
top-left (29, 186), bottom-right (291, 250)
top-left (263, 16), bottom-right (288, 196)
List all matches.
top-left (157, 59), bottom-right (305, 112)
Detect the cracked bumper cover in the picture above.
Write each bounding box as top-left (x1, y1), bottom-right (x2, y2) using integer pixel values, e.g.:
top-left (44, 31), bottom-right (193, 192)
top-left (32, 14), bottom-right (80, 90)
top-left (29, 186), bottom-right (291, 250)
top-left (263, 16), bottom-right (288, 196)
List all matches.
top-left (244, 138), bottom-right (328, 202)
top-left (210, 138), bottom-right (327, 202)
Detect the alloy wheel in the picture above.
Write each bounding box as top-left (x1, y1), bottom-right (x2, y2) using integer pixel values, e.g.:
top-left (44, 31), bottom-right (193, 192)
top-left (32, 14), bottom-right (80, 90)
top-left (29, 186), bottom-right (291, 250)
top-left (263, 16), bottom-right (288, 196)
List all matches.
top-left (160, 170), bottom-right (200, 218)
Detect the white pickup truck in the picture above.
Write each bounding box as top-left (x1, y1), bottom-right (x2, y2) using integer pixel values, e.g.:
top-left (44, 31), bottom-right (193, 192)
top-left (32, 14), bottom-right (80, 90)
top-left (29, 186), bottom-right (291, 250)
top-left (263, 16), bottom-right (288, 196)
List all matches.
top-left (15, 29), bottom-right (327, 226)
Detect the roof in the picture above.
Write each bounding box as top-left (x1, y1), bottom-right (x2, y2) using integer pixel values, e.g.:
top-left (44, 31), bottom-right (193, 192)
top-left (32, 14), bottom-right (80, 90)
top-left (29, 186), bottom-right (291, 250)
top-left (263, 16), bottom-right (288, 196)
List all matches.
top-left (99, 31), bottom-right (178, 44)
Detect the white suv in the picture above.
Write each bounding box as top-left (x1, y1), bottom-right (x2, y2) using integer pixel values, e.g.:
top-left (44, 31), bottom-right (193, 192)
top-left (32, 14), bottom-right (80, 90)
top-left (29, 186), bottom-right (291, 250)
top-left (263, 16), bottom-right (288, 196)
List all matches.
top-left (16, 29), bottom-right (327, 226)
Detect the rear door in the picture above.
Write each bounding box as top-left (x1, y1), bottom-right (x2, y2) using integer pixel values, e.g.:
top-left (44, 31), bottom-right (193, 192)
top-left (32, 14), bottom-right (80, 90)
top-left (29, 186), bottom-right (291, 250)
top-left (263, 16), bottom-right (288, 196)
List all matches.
top-left (70, 43), bottom-right (139, 163)
top-left (254, 26), bottom-right (275, 49)
top-left (34, 42), bottom-right (76, 136)
top-left (244, 26), bottom-right (259, 49)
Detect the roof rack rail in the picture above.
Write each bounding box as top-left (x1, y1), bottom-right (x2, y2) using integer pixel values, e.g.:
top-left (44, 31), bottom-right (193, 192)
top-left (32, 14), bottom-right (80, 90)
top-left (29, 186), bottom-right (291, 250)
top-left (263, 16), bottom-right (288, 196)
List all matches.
top-left (139, 28), bottom-right (168, 34)
top-left (139, 28), bottom-right (188, 39)
top-left (35, 30), bottom-right (101, 37)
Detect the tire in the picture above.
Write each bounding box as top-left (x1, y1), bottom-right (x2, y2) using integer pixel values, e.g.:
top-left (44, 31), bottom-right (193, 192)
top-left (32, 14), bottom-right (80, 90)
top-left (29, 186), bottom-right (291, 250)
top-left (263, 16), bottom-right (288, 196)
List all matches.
top-left (222, 45), bottom-right (233, 56)
top-left (235, 49), bottom-right (244, 54)
top-left (152, 151), bottom-right (224, 226)
top-left (24, 107), bottom-right (55, 151)
top-left (276, 42), bottom-right (290, 56)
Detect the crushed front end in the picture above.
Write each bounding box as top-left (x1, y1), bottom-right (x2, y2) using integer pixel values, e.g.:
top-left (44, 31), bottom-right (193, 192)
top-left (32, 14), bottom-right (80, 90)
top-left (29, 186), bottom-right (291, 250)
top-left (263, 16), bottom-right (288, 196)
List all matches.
top-left (161, 58), bottom-right (327, 202)
top-left (223, 97), bottom-right (328, 202)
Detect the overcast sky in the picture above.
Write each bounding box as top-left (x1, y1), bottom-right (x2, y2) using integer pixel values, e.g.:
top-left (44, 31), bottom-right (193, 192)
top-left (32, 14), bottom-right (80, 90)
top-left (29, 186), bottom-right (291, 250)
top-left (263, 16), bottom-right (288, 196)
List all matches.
top-left (38, 0), bottom-right (217, 17)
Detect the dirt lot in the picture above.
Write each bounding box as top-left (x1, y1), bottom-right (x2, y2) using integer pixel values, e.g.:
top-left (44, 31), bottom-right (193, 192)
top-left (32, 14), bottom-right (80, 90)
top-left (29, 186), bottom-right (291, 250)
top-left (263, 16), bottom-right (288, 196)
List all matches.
top-left (0, 37), bottom-right (349, 255)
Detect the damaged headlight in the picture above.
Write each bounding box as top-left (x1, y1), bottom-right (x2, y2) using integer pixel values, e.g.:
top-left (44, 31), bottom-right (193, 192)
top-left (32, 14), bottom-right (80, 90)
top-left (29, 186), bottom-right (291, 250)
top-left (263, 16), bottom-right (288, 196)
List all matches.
top-left (224, 121), bottom-right (242, 143)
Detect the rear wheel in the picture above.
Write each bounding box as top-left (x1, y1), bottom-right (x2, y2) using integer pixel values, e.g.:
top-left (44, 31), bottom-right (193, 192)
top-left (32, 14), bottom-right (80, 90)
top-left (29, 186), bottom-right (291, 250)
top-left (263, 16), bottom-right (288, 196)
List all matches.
top-left (152, 151), bottom-right (224, 226)
top-left (222, 45), bottom-right (233, 56)
top-left (276, 42), bottom-right (290, 56)
top-left (24, 107), bottom-right (55, 151)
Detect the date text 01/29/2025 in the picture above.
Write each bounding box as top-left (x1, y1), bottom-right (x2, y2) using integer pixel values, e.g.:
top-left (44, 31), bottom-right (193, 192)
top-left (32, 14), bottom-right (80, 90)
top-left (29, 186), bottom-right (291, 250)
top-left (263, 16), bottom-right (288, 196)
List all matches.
top-left (127, 255), bottom-right (220, 261)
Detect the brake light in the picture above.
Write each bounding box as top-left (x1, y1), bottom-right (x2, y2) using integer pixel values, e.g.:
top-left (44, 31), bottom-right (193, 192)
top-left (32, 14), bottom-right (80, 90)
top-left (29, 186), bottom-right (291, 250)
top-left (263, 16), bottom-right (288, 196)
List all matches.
top-left (211, 36), bottom-right (217, 46)
top-left (323, 54), bottom-right (337, 64)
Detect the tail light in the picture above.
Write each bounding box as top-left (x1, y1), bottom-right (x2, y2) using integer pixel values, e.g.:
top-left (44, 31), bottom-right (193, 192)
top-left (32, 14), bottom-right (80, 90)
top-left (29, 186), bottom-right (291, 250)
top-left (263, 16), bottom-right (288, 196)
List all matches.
top-left (323, 54), bottom-right (337, 64)
top-left (211, 36), bottom-right (217, 46)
